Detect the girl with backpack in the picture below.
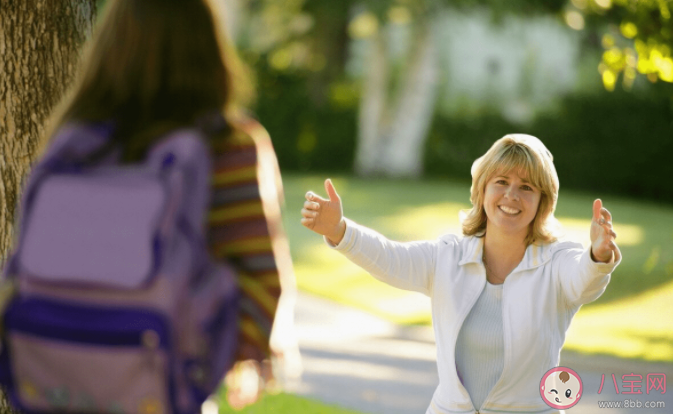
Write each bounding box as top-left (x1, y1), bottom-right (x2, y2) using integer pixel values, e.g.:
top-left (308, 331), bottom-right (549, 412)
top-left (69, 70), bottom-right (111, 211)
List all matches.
top-left (2, 0), bottom-right (291, 412)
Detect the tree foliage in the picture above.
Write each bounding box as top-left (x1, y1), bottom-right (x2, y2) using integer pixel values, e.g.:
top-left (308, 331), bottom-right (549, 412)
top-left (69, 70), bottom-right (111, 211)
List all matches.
top-left (238, 0), bottom-right (568, 177)
top-left (238, 0), bottom-right (567, 98)
top-left (572, 0), bottom-right (673, 91)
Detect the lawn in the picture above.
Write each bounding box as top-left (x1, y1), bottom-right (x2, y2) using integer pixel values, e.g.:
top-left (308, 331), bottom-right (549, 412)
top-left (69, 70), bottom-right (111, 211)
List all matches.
top-left (214, 392), bottom-right (365, 414)
top-left (282, 173), bottom-right (673, 362)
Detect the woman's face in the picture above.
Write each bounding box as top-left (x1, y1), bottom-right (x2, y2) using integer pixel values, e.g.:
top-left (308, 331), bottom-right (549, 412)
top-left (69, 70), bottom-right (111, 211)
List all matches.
top-left (483, 168), bottom-right (541, 240)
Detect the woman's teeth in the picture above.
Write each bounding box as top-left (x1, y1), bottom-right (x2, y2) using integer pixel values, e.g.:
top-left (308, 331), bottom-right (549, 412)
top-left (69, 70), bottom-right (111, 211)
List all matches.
top-left (499, 206), bottom-right (520, 215)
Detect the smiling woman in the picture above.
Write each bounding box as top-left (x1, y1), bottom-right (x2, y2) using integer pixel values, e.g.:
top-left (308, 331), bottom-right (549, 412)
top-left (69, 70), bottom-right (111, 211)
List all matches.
top-left (301, 134), bottom-right (622, 414)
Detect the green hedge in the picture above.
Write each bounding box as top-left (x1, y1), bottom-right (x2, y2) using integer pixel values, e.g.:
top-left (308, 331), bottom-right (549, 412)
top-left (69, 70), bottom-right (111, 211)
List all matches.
top-left (254, 65), bottom-right (357, 173)
top-left (254, 62), bottom-right (673, 204)
top-left (424, 88), bottom-right (673, 203)
top-left (531, 90), bottom-right (673, 203)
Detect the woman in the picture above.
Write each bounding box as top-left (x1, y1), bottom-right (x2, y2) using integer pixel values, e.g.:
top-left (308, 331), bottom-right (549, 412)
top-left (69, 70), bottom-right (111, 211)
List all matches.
top-left (38, 0), bottom-right (291, 408)
top-left (301, 134), bottom-right (620, 414)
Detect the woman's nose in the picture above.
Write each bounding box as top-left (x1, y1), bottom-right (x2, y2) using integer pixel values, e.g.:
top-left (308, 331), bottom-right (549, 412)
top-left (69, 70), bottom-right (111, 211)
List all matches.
top-left (505, 186), bottom-right (519, 200)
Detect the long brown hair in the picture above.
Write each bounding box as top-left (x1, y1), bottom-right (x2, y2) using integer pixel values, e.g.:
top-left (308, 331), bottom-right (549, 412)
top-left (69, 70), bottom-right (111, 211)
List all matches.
top-left (461, 134), bottom-right (560, 246)
top-left (42, 0), bottom-right (252, 160)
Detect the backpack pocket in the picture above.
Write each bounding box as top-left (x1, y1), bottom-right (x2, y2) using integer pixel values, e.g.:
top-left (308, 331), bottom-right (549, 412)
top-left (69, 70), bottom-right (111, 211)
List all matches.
top-left (19, 173), bottom-right (168, 290)
top-left (2, 298), bottom-right (173, 414)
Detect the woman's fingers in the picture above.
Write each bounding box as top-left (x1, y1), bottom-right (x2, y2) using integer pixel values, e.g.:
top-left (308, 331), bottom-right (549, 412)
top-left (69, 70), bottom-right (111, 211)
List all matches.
top-left (599, 207), bottom-right (613, 225)
top-left (301, 197), bottom-right (317, 229)
top-left (599, 209), bottom-right (616, 239)
top-left (305, 191), bottom-right (328, 205)
top-left (593, 199), bottom-right (614, 226)
top-left (593, 199), bottom-right (602, 222)
top-left (302, 179), bottom-right (344, 240)
top-left (300, 217), bottom-right (314, 228)
top-left (592, 200), bottom-right (614, 232)
top-left (301, 208), bottom-right (317, 218)
top-left (597, 218), bottom-right (617, 243)
top-left (325, 178), bottom-right (340, 203)
top-left (590, 199), bottom-right (619, 263)
top-left (301, 192), bottom-right (326, 229)
top-left (305, 179), bottom-right (341, 207)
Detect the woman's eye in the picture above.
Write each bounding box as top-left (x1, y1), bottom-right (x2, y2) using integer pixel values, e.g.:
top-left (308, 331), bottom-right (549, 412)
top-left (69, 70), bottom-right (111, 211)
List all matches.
top-left (522, 185), bottom-right (533, 191)
top-left (496, 180), bottom-right (507, 185)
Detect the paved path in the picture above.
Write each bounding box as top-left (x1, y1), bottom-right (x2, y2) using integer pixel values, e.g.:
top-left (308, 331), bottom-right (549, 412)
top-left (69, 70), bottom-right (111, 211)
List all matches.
top-left (288, 292), bottom-right (673, 414)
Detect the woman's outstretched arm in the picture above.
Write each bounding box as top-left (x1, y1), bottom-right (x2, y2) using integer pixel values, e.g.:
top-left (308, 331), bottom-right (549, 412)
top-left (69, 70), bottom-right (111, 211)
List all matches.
top-left (301, 179), bottom-right (437, 295)
top-left (554, 198), bottom-right (622, 307)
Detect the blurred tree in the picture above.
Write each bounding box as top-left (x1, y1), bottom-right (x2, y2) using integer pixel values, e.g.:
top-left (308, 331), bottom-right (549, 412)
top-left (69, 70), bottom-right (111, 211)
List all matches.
top-left (568, 0), bottom-right (673, 91)
top-left (352, 2), bottom-right (439, 177)
top-left (350, 0), bottom-right (567, 177)
top-left (236, 0), bottom-right (566, 176)
top-left (0, 0), bottom-right (98, 269)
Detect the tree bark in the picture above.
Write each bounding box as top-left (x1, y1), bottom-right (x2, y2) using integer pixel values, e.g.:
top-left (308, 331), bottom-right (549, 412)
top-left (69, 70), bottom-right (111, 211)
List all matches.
top-left (0, 0), bottom-right (97, 265)
top-left (0, 2), bottom-right (96, 409)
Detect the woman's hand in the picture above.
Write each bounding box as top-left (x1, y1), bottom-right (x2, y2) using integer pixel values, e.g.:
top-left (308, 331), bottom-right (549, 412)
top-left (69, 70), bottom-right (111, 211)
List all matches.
top-left (301, 179), bottom-right (346, 245)
top-left (590, 199), bottom-right (618, 263)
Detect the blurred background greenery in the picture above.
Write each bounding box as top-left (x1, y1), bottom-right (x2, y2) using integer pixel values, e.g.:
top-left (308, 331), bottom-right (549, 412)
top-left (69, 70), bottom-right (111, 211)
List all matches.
top-left (93, 0), bottom-right (673, 200)
top-left (225, 0), bottom-right (673, 201)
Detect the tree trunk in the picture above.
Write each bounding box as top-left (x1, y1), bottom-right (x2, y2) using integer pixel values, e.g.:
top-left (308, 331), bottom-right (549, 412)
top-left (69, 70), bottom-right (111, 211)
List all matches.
top-left (0, 0), bottom-right (97, 265)
top-left (354, 16), bottom-right (439, 178)
top-left (382, 19), bottom-right (438, 177)
top-left (355, 31), bottom-right (389, 176)
top-left (0, 2), bottom-right (97, 409)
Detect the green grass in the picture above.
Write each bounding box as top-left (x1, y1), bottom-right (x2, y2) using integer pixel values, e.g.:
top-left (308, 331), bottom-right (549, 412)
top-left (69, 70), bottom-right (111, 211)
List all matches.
top-left (281, 173), bottom-right (673, 362)
top-left (214, 391), bottom-right (365, 414)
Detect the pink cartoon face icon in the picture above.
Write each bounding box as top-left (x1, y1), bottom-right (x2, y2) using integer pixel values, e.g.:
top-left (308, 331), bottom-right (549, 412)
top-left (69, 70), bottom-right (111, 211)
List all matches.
top-left (540, 367), bottom-right (583, 409)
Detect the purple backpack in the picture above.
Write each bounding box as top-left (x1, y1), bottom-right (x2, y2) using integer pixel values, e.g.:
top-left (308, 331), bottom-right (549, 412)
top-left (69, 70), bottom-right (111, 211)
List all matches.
top-left (0, 123), bottom-right (239, 414)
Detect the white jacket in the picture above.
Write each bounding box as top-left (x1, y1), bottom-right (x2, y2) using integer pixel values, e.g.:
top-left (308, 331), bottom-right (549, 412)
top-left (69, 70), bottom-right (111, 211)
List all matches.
top-left (330, 219), bottom-right (621, 414)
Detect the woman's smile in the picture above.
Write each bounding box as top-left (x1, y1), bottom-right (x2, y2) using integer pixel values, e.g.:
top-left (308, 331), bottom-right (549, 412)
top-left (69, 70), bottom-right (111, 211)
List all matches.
top-left (498, 205), bottom-right (521, 215)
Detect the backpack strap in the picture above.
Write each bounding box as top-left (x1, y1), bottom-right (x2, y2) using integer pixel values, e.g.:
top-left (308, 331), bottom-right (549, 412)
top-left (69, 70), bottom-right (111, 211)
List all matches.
top-left (148, 129), bottom-right (211, 238)
top-left (146, 129), bottom-right (213, 278)
top-left (38, 122), bottom-right (117, 171)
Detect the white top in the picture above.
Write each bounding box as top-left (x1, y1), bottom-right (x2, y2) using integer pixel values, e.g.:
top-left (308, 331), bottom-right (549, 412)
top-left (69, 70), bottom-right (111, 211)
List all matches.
top-left (455, 281), bottom-right (504, 411)
top-left (328, 218), bottom-right (621, 414)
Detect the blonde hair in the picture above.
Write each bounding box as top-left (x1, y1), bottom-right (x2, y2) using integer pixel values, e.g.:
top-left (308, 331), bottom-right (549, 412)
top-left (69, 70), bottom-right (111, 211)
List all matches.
top-left (461, 134), bottom-right (560, 245)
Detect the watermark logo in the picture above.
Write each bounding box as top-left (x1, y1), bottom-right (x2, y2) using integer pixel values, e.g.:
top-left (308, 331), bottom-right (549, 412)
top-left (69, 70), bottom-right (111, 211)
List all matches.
top-left (541, 368), bottom-right (666, 410)
top-left (598, 372), bottom-right (666, 395)
top-left (540, 367), bottom-right (583, 410)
